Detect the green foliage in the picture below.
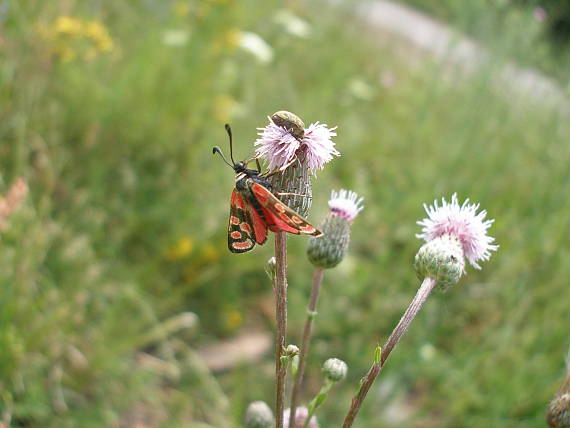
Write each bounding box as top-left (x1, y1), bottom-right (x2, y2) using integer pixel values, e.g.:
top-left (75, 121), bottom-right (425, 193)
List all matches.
top-left (1, 0), bottom-right (569, 427)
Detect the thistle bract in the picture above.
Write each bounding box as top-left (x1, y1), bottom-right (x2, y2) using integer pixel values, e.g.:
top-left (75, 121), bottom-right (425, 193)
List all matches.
top-left (414, 235), bottom-right (465, 290)
top-left (547, 393), bottom-right (570, 428)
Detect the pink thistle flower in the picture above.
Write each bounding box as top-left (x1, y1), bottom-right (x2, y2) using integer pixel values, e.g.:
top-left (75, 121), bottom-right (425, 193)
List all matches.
top-left (416, 193), bottom-right (498, 269)
top-left (284, 406), bottom-right (319, 428)
top-left (533, 7), bottom-right (547, 22)
top-left (254, 118), bottom-right (339, 174)
top-left (328, 189), bottom-right (364, 223)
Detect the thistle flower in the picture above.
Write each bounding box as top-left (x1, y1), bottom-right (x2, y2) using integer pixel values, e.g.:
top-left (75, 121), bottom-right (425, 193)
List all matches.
top-left (415, 194), bottom-right (497, 289)
top-left (245, 401), bottom-right (274, 428)
top-left (307, 190), bottom-right (363, 269)
top-left (284, 406), bottom-right (319, 428)
top-left (417, 193), bottom-right (498, 269)
top-left (255, 111), bottom-right (339, 216)
top-left (255, 114), bottom-right (339, 174)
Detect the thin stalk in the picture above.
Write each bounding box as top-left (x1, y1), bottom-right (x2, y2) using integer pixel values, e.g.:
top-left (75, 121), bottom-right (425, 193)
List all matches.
top-left (341, 277), bottom-right (437, 428)
top-left (274, 232), bottom-right (288, 428)
top-left (289, 267), bottom-right (325, 426)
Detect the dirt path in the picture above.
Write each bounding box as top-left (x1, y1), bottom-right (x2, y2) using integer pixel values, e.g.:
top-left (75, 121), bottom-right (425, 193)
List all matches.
top-left (359, 0), bottom-right (569, 113)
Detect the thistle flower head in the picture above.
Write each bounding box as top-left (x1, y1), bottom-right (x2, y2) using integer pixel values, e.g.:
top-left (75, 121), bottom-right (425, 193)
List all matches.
top-left (284, 406), bottom-right (319, 428)
top-left (245, 401), bottom-right (274, 428)
top-left (254, 113), bottom-right (339, 174)
top-left (307, 189), bottom-right (363, 269)
top-left (417, 193), bottom-right (498, 269)
top-left (547, 393), bottom-right (570, 428)
top-left (328, 189), bottom-right (364, 223)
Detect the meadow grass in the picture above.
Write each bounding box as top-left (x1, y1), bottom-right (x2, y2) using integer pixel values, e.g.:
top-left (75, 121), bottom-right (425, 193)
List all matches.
top-left (0, 0), bottom-right (569, 427)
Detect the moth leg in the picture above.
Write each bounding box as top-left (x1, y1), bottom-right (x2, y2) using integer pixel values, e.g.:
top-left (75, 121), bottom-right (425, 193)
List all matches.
top-left (256, 158), bottom-right (262, 173)
top-left (276, 192), bottom-right (310, 197)
top-left (242, 156), bottom-right (257, 167)
top-left (262, 156), bottom-right (299, 178)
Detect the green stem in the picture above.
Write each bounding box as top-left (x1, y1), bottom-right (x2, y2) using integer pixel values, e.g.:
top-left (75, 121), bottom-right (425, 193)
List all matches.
top-left (289, 267), bottom-right (325, 426)
top-left (302, 380), bottom-right (333, 428)
top-left (274, 232), bottom-right (288, 428)
top-left (341, 277), bottom-right (437, 428)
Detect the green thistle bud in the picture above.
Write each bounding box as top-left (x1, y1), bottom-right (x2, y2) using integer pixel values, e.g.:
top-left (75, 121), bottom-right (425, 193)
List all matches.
top-left (414, 234), bottom-right (465, 290)
top-left (265, 257), bottom-right (276, 281)
top-left (307, 190), bottom-right (363, 269)
top-left (322, 358), bottom-right (348, 382)
top-left (245, 401), bottom-right (274, 428)
top-left (285, 344), bottom-right (300, 357)
top-left (547, 393), bottom-right (570, 428)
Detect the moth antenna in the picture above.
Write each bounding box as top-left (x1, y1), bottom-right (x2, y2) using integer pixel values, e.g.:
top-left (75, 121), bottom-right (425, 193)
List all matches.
top-left (225, 124), bottom-right (236, 165)
top-left (212, 146), bottom-right (233, 168)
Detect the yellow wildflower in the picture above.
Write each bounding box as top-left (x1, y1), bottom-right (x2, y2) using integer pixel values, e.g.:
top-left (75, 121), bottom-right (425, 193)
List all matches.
top-left (224, 28), bottom-right (241, 49)
top-left (165, 236), bottom-right (194, 261)
top-left (54, 16), bottom-right (83, 36)
top-left (38, 16), bottom-right (115, 62)
top-left (224, 310), bottom-right (243, 331)
top-left (85, 21), bottom-right (114, 52)
top-left (200, 244), bottom-right (221, 263)
top-left (173, 1), bottom-right (190, 18)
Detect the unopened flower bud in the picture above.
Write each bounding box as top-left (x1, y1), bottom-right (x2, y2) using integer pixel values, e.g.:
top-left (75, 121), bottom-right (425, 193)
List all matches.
top-left (322, 358), bottom-right (347, 382)
top-left (265, 257), bottom-right (276, 281)
top-left (307, 190), bottom-right (363, 269)
top-left (547, 393), bottom-right (570, 428)
top-left (245, 401), bottom-right (274, 428)
top-left (285, 344), bottom-right (300, 357)
top-left (414, 235), bottom-right (465, 290)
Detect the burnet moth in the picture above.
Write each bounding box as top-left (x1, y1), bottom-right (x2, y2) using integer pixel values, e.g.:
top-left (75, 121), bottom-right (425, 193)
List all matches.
top-left (213, 124), bottom-right (323, 253)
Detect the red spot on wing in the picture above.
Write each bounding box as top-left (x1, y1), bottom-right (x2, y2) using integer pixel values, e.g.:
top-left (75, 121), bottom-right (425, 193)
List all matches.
top-left (292, 216), bottom-right (303, 224)
top-left (230, 216), bottom-right (240, 225)
top-left (232, 240), bottom-right (254, 250)
top-left (231, 231), bottom-right (242, 239)
top-left (240, 222), bottom-right (252, 233)
top-left (274, 203), bottom-right (286, 213)
top-left (300, 224), bottom-right (316, 233)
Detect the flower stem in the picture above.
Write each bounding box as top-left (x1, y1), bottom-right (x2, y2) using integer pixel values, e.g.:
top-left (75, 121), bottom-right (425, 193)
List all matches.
top-left (274, 232), bottom-right (288, 428)
top-left (341, 277), bottom-right (437, 428)
top-left (303, 379), bottom-right (333, 428)
top-left (289, 267), bottom-right (325, 426)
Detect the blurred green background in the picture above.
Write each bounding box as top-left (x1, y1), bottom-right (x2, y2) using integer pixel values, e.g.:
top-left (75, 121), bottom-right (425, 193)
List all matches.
top-left (1, 0), bottom-right (569, 427)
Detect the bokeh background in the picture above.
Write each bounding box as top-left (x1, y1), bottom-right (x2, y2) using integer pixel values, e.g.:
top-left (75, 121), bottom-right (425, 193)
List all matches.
top-left (1, 0), bottom-right (569, 427)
